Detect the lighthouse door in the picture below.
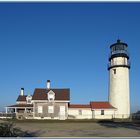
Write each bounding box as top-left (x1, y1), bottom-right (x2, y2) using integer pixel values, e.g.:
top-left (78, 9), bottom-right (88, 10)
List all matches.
top-left (59, 106), bottom-right (65, 120)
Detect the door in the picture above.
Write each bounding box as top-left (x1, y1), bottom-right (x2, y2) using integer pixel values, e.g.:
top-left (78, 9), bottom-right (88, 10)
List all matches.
top-left (59, 106), bottom-right (65, 120)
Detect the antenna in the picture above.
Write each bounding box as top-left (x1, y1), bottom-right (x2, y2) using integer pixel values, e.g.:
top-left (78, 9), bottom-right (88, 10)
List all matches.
top-left (117, 35), bottom-right (121, 43)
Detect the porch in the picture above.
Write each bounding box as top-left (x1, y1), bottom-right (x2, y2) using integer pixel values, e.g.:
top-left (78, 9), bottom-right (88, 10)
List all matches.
top-left (6, 104), bottom-right (34, 119)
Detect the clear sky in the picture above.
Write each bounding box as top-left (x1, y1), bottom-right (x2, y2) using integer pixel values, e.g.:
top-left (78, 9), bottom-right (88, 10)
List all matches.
top-left (0, 2), bottom-right (140, 113)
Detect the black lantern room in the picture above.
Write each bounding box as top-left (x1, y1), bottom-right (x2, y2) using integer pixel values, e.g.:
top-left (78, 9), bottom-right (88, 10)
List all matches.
top-left (109, 39), bottom-right (129, 61)
top-left (108, 39), bottom-right (130, 70)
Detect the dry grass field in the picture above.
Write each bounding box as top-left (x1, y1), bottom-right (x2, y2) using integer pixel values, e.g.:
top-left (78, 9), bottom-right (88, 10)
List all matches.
top-left (0, 119), bottom-right (140, 137)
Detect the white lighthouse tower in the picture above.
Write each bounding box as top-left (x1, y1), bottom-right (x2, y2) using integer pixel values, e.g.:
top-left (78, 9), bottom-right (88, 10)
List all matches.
top-left (108, 39), bottom-right (130, 119)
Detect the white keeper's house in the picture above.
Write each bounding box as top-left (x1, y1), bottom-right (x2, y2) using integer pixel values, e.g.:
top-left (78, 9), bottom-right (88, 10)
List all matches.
top-left (6, 39), bottom-right (131, 120)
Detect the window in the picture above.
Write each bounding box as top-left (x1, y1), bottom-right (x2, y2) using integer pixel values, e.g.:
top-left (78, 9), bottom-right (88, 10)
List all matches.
top-left (113, 69), bottom-right (116, 74)
top-left (48, 91), bottom-right (55, 101)
top-left (26, 95), bottom-right (32, 104)
top-left (101, 110), bottom-right (104, 115)
top-left (49, 94), bottom-right (54, 101)
top-left (48, 106), bottom-right (54, 113)
top-left (27, 99), bottom-right (31, 104)
top-left (38, 106), bottom-right (43, 113)
top-left (79, 110), bottom-right (82, 115)
top-left (49, 98), bottom-right (53, 101)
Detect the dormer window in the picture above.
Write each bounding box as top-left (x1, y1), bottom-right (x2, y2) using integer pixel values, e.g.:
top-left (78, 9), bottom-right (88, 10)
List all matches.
top-left (49, 98), bottom-right (53, 101)
top-left (26, 95), bottom-right (32, 104)
top-left (48, 90), bottom-right (55, 102)
top-left (49, 94), bottom-right (54, 101)
top-left (27, 99), bottom-right (31, 104)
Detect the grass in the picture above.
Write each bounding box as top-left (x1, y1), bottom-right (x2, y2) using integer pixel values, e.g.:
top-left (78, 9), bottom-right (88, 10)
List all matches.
top-left (0, 118), bottom-right (114, 123)
top-left (10, 119), bottom-right (101, 123)
top-left (0, 118), bottom-right (140, 137)
top-left (0, 118), bottom-right (137, 124)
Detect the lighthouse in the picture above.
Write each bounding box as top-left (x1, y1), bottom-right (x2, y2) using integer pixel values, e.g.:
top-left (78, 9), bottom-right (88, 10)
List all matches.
top-left (108, 39), bottom-right (130, 119)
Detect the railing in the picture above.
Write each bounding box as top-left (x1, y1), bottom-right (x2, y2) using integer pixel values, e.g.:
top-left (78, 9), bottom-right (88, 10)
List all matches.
top-left (111, 50), bottom-right (128, 55)
top-left (109, 50), bottom-right (130, 59)
top-left (108, 61), bottom-right (131, 69)
top-left (24, 112), bottom-right (33, 118)
top-left (68, 114), bottom-right (131, 120)
top-left (132, 114), bottom-right (140, 120)
top-left (16, 112), bottom-right (33, 118)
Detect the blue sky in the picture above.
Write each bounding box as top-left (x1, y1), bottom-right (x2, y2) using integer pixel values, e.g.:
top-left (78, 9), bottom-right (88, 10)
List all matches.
top-left (0, 3), bottom-right (140, 113)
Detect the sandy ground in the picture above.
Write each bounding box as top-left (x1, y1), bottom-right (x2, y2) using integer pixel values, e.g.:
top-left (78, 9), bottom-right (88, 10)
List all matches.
top-left (0, 119), bottom-right (140, 137)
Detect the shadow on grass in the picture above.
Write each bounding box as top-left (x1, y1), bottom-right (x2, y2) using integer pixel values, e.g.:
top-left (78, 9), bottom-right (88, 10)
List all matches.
top-left (98, 120), bottom-right (140, 131)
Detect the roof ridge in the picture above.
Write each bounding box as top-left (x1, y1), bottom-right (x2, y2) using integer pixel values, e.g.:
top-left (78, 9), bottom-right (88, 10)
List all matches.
top-left (90, 101), bottom-right (109, 103)
top-left (70, 104), bottom-right (90, 105)
top-left (52, 88), bottom-right (70, 89)
top-left (35, 88), bottom-right (70, 90)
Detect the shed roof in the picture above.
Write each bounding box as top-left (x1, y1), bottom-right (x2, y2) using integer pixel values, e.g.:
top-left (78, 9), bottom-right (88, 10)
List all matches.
top-left (69, 104), bottom-right (91, 108)
top-left (90, 101), bottom-right (116, 109)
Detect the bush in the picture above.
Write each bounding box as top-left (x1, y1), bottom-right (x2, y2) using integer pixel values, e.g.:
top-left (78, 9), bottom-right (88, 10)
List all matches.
top-left (0, 121), bottom-right (30, 137)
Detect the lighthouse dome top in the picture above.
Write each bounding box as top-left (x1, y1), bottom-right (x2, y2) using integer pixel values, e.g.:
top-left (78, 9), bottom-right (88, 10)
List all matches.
top-left (109, 39), bottom-right (129, 61)
top-left (110, 39), bottom-right (128, 49)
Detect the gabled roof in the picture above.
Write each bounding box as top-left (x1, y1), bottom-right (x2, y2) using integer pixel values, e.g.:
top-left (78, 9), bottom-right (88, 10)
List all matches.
top-left (16, 95), bottom-right (27, 101)
top-left (90, 101), bottom-right (116, 109)
top-left (7, 104), bottom-right (33, 108)
top-left (32, 88), bottom-right (70, 100)
top-left (69, 104), bottom-right (90, 108)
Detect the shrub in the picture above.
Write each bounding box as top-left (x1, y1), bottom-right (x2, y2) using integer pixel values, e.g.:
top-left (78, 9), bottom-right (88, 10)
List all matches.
top-left (0, 121), bottom-right (29, 137)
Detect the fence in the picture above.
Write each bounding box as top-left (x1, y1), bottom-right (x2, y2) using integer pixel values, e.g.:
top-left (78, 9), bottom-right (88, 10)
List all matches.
top-left (132, 114), bottom-right (140, 120)
top-left (0, 113), bottom-right (16, 119)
